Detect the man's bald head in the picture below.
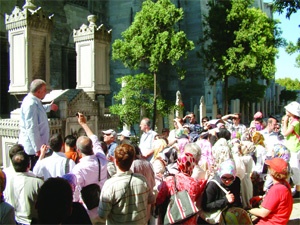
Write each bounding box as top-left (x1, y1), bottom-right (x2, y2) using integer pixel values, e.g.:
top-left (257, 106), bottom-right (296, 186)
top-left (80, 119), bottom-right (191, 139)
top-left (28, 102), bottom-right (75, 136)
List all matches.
top-left (76, 136), bottom-right (93, 156)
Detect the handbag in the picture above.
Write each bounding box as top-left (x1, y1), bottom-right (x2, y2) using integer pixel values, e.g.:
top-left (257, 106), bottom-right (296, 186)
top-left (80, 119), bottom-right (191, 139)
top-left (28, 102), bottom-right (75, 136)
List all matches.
top-left (81, 157), bottom-right (101, 210)
top-left (198, 179), bottom-right (229, 224)
top-left (163, 175), bottom-right (199, 225)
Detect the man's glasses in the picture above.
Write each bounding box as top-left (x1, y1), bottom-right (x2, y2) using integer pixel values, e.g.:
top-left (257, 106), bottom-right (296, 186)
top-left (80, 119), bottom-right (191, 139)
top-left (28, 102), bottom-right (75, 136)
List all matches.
top-left (221, 176), bottom-right (235, 181)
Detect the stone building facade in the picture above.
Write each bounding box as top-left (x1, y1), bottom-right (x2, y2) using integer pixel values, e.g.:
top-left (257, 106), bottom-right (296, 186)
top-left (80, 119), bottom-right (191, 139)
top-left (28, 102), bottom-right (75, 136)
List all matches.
top-left (0, 0), bottom-right (272, 118)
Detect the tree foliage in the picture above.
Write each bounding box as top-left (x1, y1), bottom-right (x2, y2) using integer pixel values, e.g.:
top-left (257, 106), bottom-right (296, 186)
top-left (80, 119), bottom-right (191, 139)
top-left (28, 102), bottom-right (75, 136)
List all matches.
top-left (109, 73), bottom-right (175, 128)
top-left (200, 0), bottom-right (280, 113)
top-left (111, 0), bottom-right (194, 127)
top-left (228, 81), bottom-right (267, 103)
top-left (273, 0), bottom-right (300, 68)
top-left (112, 0), bottom-right (194, 75)
top-left (273, 0), bottom-right (300, 19)
top-left (280, 89), bottom-right (298, 103)
top-left (276, 77), bottom-right (300, 90)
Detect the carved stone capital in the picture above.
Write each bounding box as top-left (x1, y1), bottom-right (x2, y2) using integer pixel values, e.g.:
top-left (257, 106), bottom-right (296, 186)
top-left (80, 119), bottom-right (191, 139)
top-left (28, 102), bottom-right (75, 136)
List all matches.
top-left (73, 15), bottom-right (112, 43)
top-left (5, 6), bottom-right (53, 31)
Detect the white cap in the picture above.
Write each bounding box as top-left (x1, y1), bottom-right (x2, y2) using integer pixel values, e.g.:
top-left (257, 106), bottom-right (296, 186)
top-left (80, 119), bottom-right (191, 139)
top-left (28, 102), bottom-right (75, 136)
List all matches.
top-left (102, 129), bottom-right (117, 138)
top-left (118, 130), bottom-right (131, 138)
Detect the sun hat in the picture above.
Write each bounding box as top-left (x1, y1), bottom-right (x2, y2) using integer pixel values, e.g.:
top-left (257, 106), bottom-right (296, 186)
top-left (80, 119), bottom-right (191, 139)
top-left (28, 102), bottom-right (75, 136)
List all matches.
top-left (284, 101), bottom-right (300, 117)
top-left (117, 130), bottom-right (131, 138)
top-left (265, 157), bottom-right (288, 174)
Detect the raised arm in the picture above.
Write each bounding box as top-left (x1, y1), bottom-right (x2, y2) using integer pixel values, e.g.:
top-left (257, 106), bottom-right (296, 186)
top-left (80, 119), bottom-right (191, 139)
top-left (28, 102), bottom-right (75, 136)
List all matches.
top-left (77, 112), bottom-right (94, 138)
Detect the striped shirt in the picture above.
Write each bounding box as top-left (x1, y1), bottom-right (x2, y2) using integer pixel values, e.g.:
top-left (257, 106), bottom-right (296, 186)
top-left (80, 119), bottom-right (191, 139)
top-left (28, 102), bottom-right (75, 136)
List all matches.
top-left (98, 170), bottom-right (155, 225)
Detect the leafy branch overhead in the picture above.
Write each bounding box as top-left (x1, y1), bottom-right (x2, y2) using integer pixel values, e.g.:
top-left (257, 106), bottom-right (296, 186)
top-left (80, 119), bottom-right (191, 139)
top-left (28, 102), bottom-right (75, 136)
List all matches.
top-left (112, 0), bottom-right (194, 74)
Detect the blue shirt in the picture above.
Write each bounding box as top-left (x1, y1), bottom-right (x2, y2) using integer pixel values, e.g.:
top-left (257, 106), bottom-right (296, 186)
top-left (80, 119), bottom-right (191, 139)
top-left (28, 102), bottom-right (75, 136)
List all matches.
top-left (19, 93), bottom-right (51, 155)
top-left (108, 142), bottom-right (118, 157)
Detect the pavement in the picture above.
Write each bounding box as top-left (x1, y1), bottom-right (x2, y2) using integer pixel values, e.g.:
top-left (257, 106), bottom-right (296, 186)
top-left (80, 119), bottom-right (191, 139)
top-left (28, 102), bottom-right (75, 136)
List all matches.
top-left (288, 198), bottom-right (300, 225)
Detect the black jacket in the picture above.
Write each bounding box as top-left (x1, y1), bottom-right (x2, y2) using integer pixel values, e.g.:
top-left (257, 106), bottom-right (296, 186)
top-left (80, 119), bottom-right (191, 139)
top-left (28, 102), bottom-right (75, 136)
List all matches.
top-left (201, 175), bottom-right (242, 212)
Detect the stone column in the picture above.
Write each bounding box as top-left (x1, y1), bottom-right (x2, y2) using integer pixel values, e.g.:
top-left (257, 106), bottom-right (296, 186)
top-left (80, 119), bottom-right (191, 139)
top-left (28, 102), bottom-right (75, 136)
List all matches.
top-left (5, 0), bottom-right (53, 100)
top-left (175, 91), bottom-right (183, 118)
top-left (199, 96), bottom-right (206, 121)
top-left (73, 15), bottom-right (112, 100)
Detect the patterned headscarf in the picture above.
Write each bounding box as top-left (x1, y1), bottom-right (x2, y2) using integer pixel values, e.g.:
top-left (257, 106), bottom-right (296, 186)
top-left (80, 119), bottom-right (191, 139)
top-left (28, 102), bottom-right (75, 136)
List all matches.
top-left (240, 141), bottom-right (256, 155)
top-left (62, 173), bottom-right (77, 192)
top-left (252, 131), bottom-right (265, 147)
top-left (218, 159), bottom-right (237, 178)
top-left (273, 144), bottom-right (291, 162)
top-left (177, 152), bottom-right (196, 176)
top-left (212, 138), bottom-right (233, 172)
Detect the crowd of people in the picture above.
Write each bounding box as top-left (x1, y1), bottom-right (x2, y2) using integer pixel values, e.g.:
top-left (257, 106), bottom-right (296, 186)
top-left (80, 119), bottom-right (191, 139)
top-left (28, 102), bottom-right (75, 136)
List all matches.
top-left (0, 79), bottom-right (299, 225)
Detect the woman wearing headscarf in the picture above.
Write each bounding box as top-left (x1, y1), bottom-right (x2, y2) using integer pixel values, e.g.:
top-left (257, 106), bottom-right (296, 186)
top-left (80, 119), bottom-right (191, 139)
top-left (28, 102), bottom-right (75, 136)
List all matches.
top-left (251, 132), bottom-right (267, 174)
top-left (0, 169), bottom-right (15, 225)
top-left (198, 159), bottom-right (242, 224)
top-left (240, 141), bottom-right (256, 209)
top-left (211, 138), bottom-right (233, 174)
top-left (156, 153), bottom-right (207, 225)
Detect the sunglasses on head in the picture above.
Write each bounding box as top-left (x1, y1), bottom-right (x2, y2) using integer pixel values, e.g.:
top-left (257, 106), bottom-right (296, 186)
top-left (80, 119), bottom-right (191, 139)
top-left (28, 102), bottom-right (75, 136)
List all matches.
top-left (221, 176), bottom-right (235, 181)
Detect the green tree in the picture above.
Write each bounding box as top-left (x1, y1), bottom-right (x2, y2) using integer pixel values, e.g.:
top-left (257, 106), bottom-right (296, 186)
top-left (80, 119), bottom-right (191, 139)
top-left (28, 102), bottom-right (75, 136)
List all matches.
top-left (273, 0), bottom-right (300, 68)
top-left (273, 0), bottom-right (300, 19)
top-left (200, 0), bottom-right (279, 114)
top-left (112, 0), bottom-right (194, 128)
top-left (276, 77), bottom-right (300, 90)
top-left (109, 73), bottom-right (175, 130)
top-left (280, 89), bottom-right (298, 103)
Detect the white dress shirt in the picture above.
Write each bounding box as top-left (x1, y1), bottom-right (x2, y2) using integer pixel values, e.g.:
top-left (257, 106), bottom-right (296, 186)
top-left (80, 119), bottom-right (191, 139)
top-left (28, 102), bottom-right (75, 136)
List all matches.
top-left (33, 151), bottom-right (75, 180)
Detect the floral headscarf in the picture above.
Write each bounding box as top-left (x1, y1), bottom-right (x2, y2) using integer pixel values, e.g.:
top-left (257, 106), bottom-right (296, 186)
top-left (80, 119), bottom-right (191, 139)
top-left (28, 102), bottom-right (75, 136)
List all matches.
top-left (218, 159), bottom-right (237, 178)
top-left (177, 152), bottom-right (196, 176)
top-left (252, 131), bottom-right (265, 147)
top-left (241, 141), bottom-right (256, 155)
top-left (273, 144), bottom-right (291, 162)
top-left (212, 138), bottom-right (233, 172)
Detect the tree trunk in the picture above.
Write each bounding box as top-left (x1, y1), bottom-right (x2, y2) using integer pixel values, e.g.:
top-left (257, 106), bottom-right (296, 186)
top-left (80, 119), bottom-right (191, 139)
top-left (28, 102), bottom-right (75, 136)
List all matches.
top-left (152, 72), bottom-right (157, 130)
top-left (223, 77), bottom-right (229, 115)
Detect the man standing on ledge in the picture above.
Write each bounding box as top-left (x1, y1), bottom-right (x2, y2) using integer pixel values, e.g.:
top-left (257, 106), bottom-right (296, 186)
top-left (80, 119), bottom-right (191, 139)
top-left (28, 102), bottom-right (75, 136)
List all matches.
top-left (18, 79), bottom-right (58, 169)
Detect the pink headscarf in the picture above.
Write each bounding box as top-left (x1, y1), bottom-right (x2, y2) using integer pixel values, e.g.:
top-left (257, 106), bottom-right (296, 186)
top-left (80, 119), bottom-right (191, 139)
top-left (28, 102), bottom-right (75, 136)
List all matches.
top-left (177, 152), bottom-right (196, 176)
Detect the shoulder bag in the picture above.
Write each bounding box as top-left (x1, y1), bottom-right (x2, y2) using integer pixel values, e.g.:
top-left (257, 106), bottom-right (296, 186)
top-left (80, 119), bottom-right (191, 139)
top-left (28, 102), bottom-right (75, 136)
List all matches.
top-left (198, 179), bottom-right (229, 224)
top-left (163, 175), bottom-right (199, 225)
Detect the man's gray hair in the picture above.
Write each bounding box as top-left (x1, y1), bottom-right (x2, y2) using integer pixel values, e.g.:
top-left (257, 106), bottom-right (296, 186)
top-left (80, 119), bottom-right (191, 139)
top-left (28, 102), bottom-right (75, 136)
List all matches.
top-left (30, 79), bottom-right (46, 93)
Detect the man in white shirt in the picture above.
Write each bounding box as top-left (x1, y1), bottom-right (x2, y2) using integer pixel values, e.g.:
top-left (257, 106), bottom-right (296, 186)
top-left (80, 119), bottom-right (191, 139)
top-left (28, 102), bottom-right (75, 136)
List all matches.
top-left (260, 116), bottom-right (280, 152)
top-left (33, 133), bottom-right (75, 180)
top-left (139, 118), bottom-right (157, 161)
top-left (72, 113), bottom-right (107, 192)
